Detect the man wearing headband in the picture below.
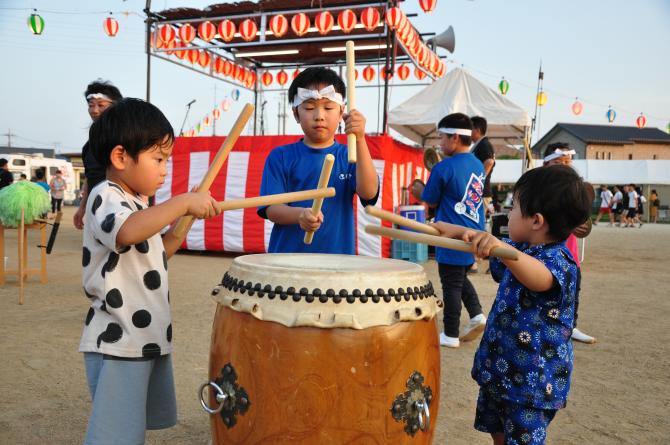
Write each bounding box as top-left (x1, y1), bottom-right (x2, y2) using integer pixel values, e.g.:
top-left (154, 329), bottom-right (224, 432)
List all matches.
top-left (257, 67), bottom-right (379, 254)
top-left (542, 142), bottom-right (597, 344)
top-left (422, 113), bottom-right (487, 348)
top-left (73, 80), bottom-right (123, 230)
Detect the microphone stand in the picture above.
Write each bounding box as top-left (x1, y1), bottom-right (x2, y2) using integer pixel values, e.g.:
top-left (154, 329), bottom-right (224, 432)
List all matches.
top-left (179, 100), bottom-right (196, 136)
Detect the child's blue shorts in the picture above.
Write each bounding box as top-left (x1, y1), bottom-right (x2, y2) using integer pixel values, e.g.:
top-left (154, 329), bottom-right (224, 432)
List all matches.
top-left (474, 386), bottom-right (557, 445)
top-left (83, 352), bottom-right (177, 445)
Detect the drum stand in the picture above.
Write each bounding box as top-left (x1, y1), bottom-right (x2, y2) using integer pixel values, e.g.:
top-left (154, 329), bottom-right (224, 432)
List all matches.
top-left (0, 209), bottom-right (48, 305)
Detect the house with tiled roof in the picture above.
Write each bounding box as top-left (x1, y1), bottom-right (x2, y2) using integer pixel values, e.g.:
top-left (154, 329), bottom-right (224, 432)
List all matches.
top-left (531, 123), bottom-right (670, 160)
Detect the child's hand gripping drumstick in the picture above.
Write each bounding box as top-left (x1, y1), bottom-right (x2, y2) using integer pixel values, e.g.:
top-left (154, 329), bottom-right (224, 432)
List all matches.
top-left (304, 154), bottom-right (335, 244)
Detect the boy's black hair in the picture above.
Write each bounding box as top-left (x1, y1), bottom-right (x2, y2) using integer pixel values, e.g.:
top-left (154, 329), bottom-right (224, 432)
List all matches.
top-left (437, 113), bottom-right (472, 145)
top-left (89, 98), bottom-right (174, 168)
top-left (544, 142), bottom-right (570, 157)
top-left (471, 116), bottom-right (487, 135)
top-left (0, 158), bottom-right (7, 167)
top-left (288, 67), bottom-right (346, 105)
top-left (513, 165), bottom-right (590, 241)
top-left (84, 79), bottom-right (123, 102)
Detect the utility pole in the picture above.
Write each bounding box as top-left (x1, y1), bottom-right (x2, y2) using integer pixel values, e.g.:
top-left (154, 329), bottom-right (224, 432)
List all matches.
top-left (3, 129), bottom-right (15, 147)
top-left (279, 91), bottom-right (288, 135)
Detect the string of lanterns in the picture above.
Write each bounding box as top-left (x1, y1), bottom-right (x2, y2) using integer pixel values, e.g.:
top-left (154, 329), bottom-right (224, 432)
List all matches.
top-left (184, 93), bottom-right (240, 137)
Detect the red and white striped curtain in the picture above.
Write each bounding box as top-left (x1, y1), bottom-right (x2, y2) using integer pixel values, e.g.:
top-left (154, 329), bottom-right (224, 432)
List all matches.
top-left (156, 135), bottom-right (427, 258)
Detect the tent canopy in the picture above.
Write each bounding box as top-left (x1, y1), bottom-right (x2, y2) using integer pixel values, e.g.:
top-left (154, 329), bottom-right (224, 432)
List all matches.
top-left (388, 68), bottom-right (531, 147)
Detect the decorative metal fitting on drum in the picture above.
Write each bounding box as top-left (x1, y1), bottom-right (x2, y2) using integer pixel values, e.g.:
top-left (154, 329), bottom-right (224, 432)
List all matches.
top-left (198, 363), bottom-right (250, 428)
top-left (390, 371), bottom-right (432, 436)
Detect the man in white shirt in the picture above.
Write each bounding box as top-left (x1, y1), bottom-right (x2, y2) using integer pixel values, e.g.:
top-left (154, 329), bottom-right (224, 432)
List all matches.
top-left (625, 184), bottom-right (639, 227)
top-left (610, 185), bottom-right (623, 225)
top-left (594, 184), bottom-right (614, 226)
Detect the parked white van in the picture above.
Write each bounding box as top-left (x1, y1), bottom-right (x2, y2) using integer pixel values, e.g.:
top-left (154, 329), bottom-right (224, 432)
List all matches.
top-left (5, 153), bottom-right (77, 203)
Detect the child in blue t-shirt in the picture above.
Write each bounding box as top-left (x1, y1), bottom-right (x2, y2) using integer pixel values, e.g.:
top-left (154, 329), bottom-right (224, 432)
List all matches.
top-left (257, 67), bottom-right (379, 254)
top-left (433, 165), bottom-right (592, 445)
top-left (421, 113), bottom-right (487, 348)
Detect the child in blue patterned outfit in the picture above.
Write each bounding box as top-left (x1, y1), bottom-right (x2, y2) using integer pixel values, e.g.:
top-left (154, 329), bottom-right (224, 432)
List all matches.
top-left (432, 165), bottom-right (591, 445)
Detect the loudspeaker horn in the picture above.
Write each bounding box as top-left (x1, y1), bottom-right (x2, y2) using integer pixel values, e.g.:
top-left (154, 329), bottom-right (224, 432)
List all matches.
top-left (428, 25), bottom-right (455, 54)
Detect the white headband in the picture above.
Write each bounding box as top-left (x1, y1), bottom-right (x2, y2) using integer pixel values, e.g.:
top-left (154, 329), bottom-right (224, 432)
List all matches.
top-left (86, 93), bottom-right (113, 102)
top-left (543, 148), bottom-right (576, 162)
top-left (292, 85), bottom-right (345, 108)
top-left (437, 127), bottom-right (472, 136)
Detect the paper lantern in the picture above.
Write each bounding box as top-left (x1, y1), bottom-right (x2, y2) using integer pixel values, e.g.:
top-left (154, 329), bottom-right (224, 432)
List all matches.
top-left (198, 21), bottom-right (217, 42)
top-left (269, 14), bottom-right (288, 38)
top-left (218, 20), bottom-right (236, 42)
top-left (222, 60), bottom-right (233, 76)
top-left (363, 65), bottom-right (375, 82)
top-left (498, 78), bottom-right (509, 95)
top-left (234, 64), bottom-right (245, 81)
top-left (103, 16), bottom-right (119, 37)
top-left (165, 39), bottom-right (176, 56)
top-left (28, 12), bottom-right (45, 35)
top-left (174, 41), bottom-right (186, 59)
top-left (360, 7), bottom-right (380, 32)
top-left (213, 57), bottom-right (225, 73)
top-left (417, 44), bottom-right (428, 65)
top-left (415, 67), bottom-right (427, 80)
top-left (397, 64), bottom-right (410, 80)
top-left (354, 68), bottom-right (359, 80)
top-left (293, 69), bottom-right (301, 79)
top-left (291, 13), bottom-right (310, 37)
top-left (239, 19), bottom-right (258, 41)
top-left (151, 31), bottom-right (163, 49)
top-left (203, 116), bottom-right (211, 127)
top-left (213, 108), bottom-right (221, 120)
top-left (385, 7), bottom-right (404, 31)
top-left (314, 11), bottom-right (334, 35)
top-left (198, 51), bottom-right (211, 68)
top-left (261, 71), bottom-right (273, 86)
top-left (429, 53), bottom-right (440, 74)
top-left (187, 49), bottom-right (199, 64)
top-left (222, 99), bottom-right (232, 111)
top-left (231, 89), bottom-right (240, 101)
top-left (571, 99), bottom-right (583, 115)
top-left (159, 24), bottom-right (176, 44)
top-left (398, 18), bottom-right (412, 43)
top-left (418, 0), bottom-right (438, 13)
top-left (337, 9), bottom-right (357, 34)
top-left (178, 23), bottom-right (195, 43)
top-left (606, 107), bottom-right (616, 123)
top-left (245, 71), bottom-right (257, 88)
top-left (536, 91), bottom-right (547, 107)
top-left (636, 113), bottom-right (647, 129)
top-left (277, 70), bottom-right (289, 86)
top-left (437, 61), bottom-right (447, 77)
top-left (380, 67), bottom-right (393, 81)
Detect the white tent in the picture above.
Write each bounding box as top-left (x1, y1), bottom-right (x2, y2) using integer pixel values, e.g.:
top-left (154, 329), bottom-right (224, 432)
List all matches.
top-left (388, 68), bottom-right (531, 147)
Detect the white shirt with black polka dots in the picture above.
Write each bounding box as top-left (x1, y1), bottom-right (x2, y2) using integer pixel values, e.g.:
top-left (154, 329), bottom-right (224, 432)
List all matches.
top-left (79, 181), bottom-right (172, 358)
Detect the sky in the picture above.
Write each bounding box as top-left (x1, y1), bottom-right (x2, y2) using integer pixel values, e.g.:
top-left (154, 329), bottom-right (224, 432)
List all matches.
top-left (0, 0), bottom-right (669, 153)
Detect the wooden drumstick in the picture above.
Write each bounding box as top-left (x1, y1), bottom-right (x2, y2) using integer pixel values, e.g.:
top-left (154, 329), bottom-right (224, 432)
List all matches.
top-left (304, 154), bottom-right (335, 245)
top-left (172, 103), bottom-right (255, 238)
top-left (215, 188), bottom-right (335, 212)
top-left (364, 205), bottom-right (440, 236)
top-left (364, 225), bottom-right (519, 261)
top-left (346, 40), bottom-right (357, 164)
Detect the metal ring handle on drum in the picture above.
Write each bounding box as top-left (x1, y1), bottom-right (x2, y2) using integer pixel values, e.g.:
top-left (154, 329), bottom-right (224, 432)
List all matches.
top-left (198, 381), bottom-right (228, 414)
top-left (415, 399), bottom-right (430, 432)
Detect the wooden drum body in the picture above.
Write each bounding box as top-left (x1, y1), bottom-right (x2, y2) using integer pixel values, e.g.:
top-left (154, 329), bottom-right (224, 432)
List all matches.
top-left (201, 254), bottom-right (442, 444)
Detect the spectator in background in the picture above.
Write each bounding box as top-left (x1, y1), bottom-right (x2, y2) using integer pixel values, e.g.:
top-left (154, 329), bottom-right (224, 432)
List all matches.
top-left (650, 189), bottom-right (660, 223)
top-left (625, 184), bottom-right (639, 228)
top-left (49, 170), bottom-right (66, 214)
top-left (19, 173), bottom-right (28, 181)
top-left (594, 184), bottom-right (614, 226)
top-left (610, 185), bottom-right (623, 225)
top-left (0, 158), bottom-right (13, 189)
top-left (72, 79), bottom-right (123, 229)
top-left (33, 169), bottom-right (50, 193)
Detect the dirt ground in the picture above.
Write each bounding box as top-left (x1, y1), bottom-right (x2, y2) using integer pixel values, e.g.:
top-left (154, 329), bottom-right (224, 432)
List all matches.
top-left (1, 206), bottom-right (668, 444)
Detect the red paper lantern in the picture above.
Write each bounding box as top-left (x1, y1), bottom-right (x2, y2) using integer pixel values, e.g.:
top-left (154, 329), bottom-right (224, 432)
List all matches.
top-left (418, 0), bottom-right (438, 13)
top-left (417, 44), bottom-right (428, 65)
top-left (385, 7), bottom-right (404, 31)
top-left (174, 41), bottom-right (186, 59)
top-left (213, 108), bottom-right (221, 120)
top-left (222, 60), bottom-right (233, 76)
top-left (239, 19), bottom-right (258, 41)
top-left (245, 71), bottom-right (257, 88)
top-left (218, 20), bottom-right (236, 42)
top-left (398, 18), bottom-right (412, 42)
top-left (103, 16), bottom-right (119, 37)
top-left (203, 116), bottom-right (211, 127)
top-left (293, 69), bottom-right (301, 79)
top-left (187, 49), bottom-right (199, 64)
top-left (291, 13), bottom-right (310, 36)
top-left (151, 31), bottom-right (163, 49)
top-left (222, 99), bottom-right (231, 112)
top-left (277, 70), bottom-right (289, 86)
top-left (234, 64), bottom-right (245, 81)
top-left (198, 21), bottom-right (216, 42)
top-left (178, 23), bottom-right (195, 43)
top-left (437, 61), bottom-right (446, 77)
top-left (636, 114), bottom-right (647, 129)
top-left (360, 7), bottom-right (380, 32)
top-left (261, 71), bottom-right (273, 86)
top-left (214, 57), bottom-right (225, 73)
top-left (198, 51), bottom-right (211, 68)
top-left (158, 24), bottom-right (176, 44)
top-left (314, 11), bottom-right (334, 35)
top-left (269, 14), bottom-right (288, 38)
top-left (572, 99), bottom-right (583, 116)
top-left (397, 64), bottom-right (410, 80)
top-left (363, 65), bottom-right (375, 82)
top-left (381, 67), bottom-right (394, 80)
top-left (430, 53), bottom-right (440, 74)
top-left (337, 9), bottom-right (357, 34)
top-left (415, 67), bottom-right (426, 80)
top-left (165, 39), bottom-right (176, 56)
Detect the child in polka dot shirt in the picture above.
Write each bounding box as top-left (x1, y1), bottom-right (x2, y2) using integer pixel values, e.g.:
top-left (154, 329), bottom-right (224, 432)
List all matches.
top-left (79, 98), bottom-right (221, 444)
top-left (432, 165), bottom-right (592, 445)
